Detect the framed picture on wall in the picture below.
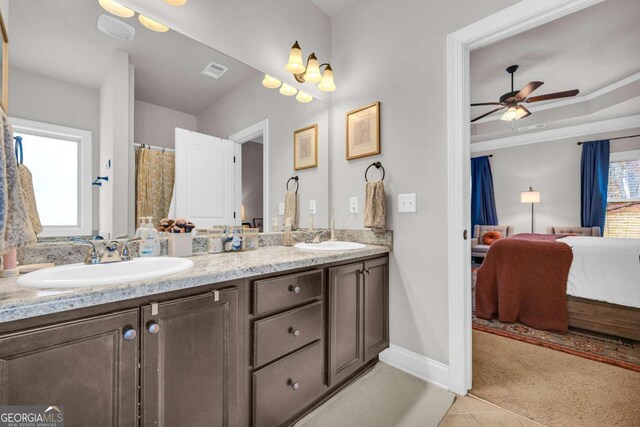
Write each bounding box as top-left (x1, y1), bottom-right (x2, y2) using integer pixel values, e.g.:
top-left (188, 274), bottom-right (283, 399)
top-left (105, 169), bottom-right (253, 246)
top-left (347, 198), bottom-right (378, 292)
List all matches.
top-left (346, 101), bottom-right (380, 160)
top-left (294, 124), bottom-right (318, 170)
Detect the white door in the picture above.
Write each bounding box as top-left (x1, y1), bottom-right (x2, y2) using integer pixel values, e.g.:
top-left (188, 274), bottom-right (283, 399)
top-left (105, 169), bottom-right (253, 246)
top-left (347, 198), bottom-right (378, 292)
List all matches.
top-left (175, 128), bottom-right (237, 228)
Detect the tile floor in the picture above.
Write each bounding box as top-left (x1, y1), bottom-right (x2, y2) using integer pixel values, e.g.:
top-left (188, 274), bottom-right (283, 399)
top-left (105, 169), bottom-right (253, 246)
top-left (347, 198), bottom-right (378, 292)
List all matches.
top-left (439, 395), bottom-right (544, 427)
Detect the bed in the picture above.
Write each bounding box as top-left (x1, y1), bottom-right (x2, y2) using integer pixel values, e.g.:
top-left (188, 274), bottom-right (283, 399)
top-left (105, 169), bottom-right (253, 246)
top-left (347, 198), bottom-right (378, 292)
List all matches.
top-left (475, 234), bottom-right (640, 340)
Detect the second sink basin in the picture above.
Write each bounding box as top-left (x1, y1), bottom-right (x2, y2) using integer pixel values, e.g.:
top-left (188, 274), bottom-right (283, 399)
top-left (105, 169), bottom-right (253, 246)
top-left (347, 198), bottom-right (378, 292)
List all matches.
top-left (294, 241), bottom-right (366, 252)
top-left (17, 257), bottom-right (194, 289)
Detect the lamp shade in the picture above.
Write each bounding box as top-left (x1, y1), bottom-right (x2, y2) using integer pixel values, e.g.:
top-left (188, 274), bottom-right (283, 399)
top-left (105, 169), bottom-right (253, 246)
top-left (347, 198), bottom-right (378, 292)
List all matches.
top-left (262, 74), bottom-right (282, 89)
top-left (303, 54), bottom-right (322, 83)
top-left (285, 42), bottom-right (305, 74)
top-left (318, 65), bottom-right (336, 92)
top-left (138, 15), bottom-right (170, 32)
top-left (99, 0), bottom-right (135, 18)
top-left (164, 0), bottom-right (188, 5)
top-left (296, 91), bottom-right (313, 103)
top-left (279, 83), bottom-right (298, 96)
top-left (521, 190), bottom-right (541, 204)
top-left (501, 105), bottom-right (529, 121)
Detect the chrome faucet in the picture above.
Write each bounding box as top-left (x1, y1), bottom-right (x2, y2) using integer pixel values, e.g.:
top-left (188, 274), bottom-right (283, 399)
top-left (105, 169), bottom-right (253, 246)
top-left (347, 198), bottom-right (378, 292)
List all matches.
top-left (72, 237), bottom-right (141, 265)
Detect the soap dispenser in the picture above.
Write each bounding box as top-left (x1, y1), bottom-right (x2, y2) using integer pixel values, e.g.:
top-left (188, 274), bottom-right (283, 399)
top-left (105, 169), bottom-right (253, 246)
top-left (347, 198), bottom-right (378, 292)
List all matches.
top-left (139, 218), bottom-right (161, 257)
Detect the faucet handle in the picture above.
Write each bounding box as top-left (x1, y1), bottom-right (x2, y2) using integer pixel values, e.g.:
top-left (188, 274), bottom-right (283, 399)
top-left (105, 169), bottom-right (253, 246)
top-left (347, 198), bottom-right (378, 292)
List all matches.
top-left (72, 239), bottom-right (100, 264)
top-left (122, 237), bottom-right (141, 261)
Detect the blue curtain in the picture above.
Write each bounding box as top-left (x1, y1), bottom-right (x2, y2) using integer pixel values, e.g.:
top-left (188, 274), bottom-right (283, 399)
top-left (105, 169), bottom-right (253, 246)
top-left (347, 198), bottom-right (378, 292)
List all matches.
top-left (580, 140), bottom-right (610, 232)
top-left (471, 156), bottom-right (498, 232)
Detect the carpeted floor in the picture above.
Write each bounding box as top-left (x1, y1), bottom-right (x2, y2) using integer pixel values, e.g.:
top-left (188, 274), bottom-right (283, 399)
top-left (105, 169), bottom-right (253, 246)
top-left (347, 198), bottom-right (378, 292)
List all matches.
top-left (295, 362), bottom-right (454, 427)
top-left (472, 329), bottom-right (640, 427)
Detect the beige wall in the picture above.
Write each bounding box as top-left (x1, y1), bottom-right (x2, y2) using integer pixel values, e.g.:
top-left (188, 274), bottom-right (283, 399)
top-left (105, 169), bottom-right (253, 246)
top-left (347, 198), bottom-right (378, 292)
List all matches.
top-left (134, 100), bottom-right (197, 149)
top-left (330, 0), bottom-right (516, 364)
top-left (197, 80), bottom-right (330, 229)
top-left (9, 66), bottom-right (101, 233)
top-left (473, 128), bottom-right (640, 234)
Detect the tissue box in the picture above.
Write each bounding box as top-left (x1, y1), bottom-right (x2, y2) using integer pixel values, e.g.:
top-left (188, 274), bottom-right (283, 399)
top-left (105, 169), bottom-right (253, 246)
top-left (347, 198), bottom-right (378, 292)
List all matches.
top-left (168, 233), bottom-right (193, 257)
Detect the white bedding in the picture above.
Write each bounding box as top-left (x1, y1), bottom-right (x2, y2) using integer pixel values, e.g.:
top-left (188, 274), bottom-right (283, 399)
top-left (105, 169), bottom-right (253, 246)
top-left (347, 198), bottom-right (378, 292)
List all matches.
top-left (557, 236), bottom-right (640, 309)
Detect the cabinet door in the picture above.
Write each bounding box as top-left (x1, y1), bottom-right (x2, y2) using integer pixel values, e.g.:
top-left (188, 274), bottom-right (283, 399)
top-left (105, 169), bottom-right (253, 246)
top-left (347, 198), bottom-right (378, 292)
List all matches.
top-left (363, 257), bottom-right (389, 361)
top-left (0, 310), bottom-right (139, 426)
top-left (328, 262), bottom-right (363, 386)
top-left (141, 288), bottom-right (239, 427)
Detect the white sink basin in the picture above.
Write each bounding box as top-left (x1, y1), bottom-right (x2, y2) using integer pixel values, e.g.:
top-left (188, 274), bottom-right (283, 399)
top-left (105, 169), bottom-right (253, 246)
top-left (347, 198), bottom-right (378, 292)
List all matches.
top-left (294, 241), bottom-right (366, 252)
top-left (17, 257), bottom-right (194, 289)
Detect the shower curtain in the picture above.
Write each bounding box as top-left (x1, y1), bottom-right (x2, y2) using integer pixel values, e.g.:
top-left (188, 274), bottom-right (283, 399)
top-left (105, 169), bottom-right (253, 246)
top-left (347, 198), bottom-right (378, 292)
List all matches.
top-left (135, 147), bottom-right (175, 228)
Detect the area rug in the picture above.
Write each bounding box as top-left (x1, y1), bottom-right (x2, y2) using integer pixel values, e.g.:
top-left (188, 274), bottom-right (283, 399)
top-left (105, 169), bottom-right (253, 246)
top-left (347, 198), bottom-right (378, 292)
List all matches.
top-left (295, 362), bottom-right (454, 427)
top-left (472, 329), bottom-right (640, 427)
top-left (472, 270), bottom-right (640, 372)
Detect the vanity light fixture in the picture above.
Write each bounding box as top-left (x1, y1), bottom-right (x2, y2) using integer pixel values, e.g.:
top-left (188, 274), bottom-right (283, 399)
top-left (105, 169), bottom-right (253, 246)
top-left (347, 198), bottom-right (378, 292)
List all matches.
top-left (262, 74), bottom-right (282, 89)
top-left (138, 14), bottom-right (170, 32)
top-left (284, 41), bottom-right (336, 92)
top-left (296, 91), bottom-right (313, 103)
top-left (99, 0), bottom-right (135, 18)
top-left (279, 83), bottom-right (298, 97)
top-left (164, 0), bottom-right (188, 5)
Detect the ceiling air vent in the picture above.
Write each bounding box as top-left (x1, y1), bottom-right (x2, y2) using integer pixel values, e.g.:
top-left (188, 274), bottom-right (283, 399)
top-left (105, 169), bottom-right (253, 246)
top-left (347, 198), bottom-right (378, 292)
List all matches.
top-left (201, 62), bottom-right (229, 80)
top-left (97, 14), bottom-right (135, 42)
top-left (518, 123), bottom-right (546, 132)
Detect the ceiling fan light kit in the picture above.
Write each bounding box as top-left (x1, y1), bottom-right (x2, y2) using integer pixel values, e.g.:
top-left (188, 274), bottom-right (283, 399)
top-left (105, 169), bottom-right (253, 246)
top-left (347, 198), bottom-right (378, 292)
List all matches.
top-left (471, 64), bottom-right (579, 123)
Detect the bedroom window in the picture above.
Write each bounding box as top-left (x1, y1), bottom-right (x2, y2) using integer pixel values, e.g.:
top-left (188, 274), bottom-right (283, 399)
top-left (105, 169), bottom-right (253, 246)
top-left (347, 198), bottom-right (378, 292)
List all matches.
top-left (604, 150), bottom-right (640, 238)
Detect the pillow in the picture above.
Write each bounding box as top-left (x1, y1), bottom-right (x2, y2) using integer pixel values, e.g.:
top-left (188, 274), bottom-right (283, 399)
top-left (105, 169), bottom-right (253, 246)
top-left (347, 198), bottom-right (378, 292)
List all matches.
top-left (482, 231), bottom-right (503, 245)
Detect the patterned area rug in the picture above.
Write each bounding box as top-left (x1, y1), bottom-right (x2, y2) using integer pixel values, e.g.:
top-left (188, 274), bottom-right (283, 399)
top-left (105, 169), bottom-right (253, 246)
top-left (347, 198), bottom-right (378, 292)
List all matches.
top-left (472, 270), bottom-right (640, 373)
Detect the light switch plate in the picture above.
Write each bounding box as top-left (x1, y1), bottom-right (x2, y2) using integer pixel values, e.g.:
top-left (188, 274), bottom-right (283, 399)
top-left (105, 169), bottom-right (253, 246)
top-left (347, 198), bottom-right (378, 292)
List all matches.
top-left (349, 197), bottom-right (359, 214)
top-left (309, 200), bottom-right (317, 214)
top-left (398, 193), bottom-right (417, 213)
top-left (278, 202), bottom-right (285, 215)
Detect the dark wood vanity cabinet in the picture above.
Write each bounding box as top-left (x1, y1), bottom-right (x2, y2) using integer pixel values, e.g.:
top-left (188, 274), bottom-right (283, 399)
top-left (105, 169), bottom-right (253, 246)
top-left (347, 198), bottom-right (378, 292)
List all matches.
top-left (328, 257), bottom-right (389, 386)
top-left (0, 310), bottom-right (139, 426)
top-left (141, 287), bottom-right (239, 427)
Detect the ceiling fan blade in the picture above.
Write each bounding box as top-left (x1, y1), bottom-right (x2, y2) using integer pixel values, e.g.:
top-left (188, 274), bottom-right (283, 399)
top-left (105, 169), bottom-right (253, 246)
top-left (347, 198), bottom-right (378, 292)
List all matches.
top-left (471, 106), bottom-right (505, 123)
top-left (471, 102), bottom-right (503, 106)
top-left (519, 105), bottom-right (531, 119)
top-left (526, 89), bottom-right (579, 103)
top-left (515, 81), bottom-right (544, 100)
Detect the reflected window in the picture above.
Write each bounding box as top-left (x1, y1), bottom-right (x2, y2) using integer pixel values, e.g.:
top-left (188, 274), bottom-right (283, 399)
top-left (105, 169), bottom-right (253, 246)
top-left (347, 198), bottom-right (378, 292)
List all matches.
top-left (604, 153), bottom-right (640, 238)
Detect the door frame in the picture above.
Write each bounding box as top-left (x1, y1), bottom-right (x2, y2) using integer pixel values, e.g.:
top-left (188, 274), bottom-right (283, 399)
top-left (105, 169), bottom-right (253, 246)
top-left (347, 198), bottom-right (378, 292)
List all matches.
top-left (229, 119), bottom-right (270, 230)
top-left (446, 0), bottom-right (604, 395)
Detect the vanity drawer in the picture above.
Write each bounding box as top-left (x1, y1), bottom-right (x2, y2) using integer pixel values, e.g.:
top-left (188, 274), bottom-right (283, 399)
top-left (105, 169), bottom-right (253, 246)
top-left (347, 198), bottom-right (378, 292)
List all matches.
top-left (253, 341), bottom-right (323, 427)
top-left (254, 301), bottom-right (322, 367)
top-left (253, 270), bottom-right (323, 315)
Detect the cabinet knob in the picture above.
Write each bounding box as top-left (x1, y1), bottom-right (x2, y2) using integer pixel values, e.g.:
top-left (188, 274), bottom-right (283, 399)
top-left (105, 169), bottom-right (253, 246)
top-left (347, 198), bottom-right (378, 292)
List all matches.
top-left (287, 379), bottom-right (299, 390)
top-left (123, 326), bottom-right (137, 341)
top-left (288, 285), bottom-right (301, 294)
top-left (146, 321), bottom-right (160, 334)
top-left (288, 327), bottom-right (300, 337)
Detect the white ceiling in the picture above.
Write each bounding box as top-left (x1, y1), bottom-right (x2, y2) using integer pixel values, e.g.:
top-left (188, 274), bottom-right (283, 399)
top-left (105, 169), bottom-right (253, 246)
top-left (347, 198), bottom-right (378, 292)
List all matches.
top-left (470, 0), bottom-right (640, 139)
top-left (310, 0), bottom-right (358, 17)
top-left (9, 0), bottom-right (260, 116)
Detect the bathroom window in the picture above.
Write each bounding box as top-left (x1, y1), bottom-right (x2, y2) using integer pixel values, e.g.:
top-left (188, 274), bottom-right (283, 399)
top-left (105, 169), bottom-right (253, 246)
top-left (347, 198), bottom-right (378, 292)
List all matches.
top-left (11, 118), bottom-right (92, 237)
top-left (604, 150), bottom-right (640, 238)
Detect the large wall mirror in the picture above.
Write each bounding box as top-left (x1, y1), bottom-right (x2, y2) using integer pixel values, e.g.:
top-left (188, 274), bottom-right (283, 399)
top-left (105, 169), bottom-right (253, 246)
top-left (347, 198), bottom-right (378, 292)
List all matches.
top-left (9, 0), bottom-right (329, 240)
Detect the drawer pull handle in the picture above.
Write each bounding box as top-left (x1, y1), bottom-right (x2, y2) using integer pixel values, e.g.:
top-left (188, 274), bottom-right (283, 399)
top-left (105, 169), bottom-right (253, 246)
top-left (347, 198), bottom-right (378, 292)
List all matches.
top-left (288, 285), bottom-right (301, 294)
top-left (146, 321), bottom-right (160, 334)
top-left (123, 326), bottom-right (137, 341)
top-left (288, 327), bottom-right (300, 337)
top-left (364, 268), bottom-right (371, 275)
top-left (287, 379), bottom-right (299, 390)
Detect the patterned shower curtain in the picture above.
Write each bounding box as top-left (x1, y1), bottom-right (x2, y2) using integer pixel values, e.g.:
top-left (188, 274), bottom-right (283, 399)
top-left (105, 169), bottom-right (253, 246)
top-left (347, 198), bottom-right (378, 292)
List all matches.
top-left (135, 147), bottom-right (175, 228)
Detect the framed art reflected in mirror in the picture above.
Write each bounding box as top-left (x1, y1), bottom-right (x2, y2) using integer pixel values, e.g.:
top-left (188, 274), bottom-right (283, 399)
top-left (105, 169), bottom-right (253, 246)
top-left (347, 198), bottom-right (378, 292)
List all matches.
top-left (346, 101), bottom-right (380, 160)
top-left (294, 124), bottom-right (318, 170)
top-left (0, 10), bottom-right (8, 114)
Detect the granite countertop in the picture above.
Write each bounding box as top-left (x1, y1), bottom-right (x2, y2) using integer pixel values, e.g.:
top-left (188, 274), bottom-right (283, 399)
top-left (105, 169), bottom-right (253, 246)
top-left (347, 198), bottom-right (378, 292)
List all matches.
top-left (0, 245), bottom-right (389, 324)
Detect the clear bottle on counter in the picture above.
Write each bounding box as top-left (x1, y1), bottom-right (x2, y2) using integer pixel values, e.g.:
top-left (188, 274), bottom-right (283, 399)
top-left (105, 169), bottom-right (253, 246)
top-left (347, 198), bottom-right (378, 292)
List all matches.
top-left (243, 228), bottom-right (260, 250)
top-left (207, 229), bottom-right (225, 254)
top-left (282, 218), bottom-right (294, 247)
top-left (223, 226), bottom-right (244, 252)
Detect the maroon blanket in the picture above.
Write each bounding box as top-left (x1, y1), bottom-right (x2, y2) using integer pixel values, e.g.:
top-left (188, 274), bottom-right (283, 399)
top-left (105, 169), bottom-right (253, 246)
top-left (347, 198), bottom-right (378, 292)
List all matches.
top-left (475, 233), bottom-right (573, 333)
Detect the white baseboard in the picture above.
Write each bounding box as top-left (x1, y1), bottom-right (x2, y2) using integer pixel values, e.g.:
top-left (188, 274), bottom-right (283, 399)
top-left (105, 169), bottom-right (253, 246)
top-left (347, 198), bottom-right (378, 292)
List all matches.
top-left (379, 344), bottom-right (450, 390)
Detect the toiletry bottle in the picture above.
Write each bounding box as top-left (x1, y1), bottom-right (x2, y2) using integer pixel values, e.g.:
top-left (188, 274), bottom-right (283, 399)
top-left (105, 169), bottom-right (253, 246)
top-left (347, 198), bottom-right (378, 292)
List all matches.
top-left (140, 218), bottom-right (162, 257)
top-left (135, 217), bottom-right (145, 238)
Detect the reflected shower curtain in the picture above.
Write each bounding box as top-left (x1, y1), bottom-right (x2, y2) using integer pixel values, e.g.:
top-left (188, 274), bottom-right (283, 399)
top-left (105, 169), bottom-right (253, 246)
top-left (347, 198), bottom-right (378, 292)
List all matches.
top-left (135, 147), bottom-right (175, 227)
top-left (471, 156), bottom-right (498, 232)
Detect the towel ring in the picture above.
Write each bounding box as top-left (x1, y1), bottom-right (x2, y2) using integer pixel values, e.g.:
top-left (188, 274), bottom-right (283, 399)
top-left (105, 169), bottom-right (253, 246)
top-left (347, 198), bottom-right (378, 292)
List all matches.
top-left (365, 162), bottom-right (385, 182)
top-left (286, 176), bottom-right (299, 193)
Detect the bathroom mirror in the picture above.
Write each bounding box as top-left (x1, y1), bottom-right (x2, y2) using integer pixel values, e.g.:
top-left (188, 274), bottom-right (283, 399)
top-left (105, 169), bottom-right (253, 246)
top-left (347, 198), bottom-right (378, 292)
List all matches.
top-left (9, 0), bottom-right (329, 240)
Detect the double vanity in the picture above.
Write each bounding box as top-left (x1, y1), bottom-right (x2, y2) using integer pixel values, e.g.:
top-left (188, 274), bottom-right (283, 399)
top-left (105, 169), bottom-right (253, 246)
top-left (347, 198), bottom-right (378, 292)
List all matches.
top-left (0, 242), bottom-right (389, 426)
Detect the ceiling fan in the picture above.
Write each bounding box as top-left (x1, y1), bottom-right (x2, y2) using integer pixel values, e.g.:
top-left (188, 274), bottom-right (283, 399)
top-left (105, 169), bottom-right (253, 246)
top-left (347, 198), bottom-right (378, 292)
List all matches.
top-left (471, 65), bottom-right (579, 123)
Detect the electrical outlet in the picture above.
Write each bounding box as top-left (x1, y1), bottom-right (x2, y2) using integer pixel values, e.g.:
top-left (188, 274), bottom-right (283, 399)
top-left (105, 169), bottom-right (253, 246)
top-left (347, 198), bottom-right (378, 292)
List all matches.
top-left (278, 202), bottom-right (285, 215)
top-left (398, 193), bottom-right (417, 213)
top-left (349, 197), bottom-right (359, 214)
top-left (309, 200), bottom-right (317, 214)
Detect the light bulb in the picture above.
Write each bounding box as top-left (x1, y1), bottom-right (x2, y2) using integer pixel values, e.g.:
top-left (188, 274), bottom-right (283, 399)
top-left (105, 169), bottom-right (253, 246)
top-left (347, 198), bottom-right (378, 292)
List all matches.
top-left (138, 15), bottom-right (170, 32)
top-left (279, 83), bottom-right (298, 96)
top-left (318, 65), bottom-right (336, 92)
top-left (303, 54), bottom-right (322, 83)
top-left (296, 91), bottom-right (313, 103)
top-left (99, 0), bottom-right (135, 18)
top-left (164, 0), bottom-right (188, 5)
top-left (501, 106), bottom-right (518, 121)
top-left (285, 42), bottom-right (305, 74)
top-left (262, 74), bottom-right (282, 89)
